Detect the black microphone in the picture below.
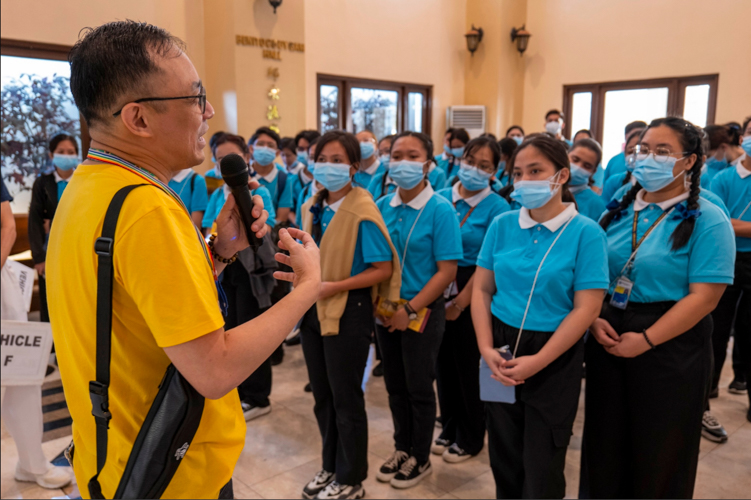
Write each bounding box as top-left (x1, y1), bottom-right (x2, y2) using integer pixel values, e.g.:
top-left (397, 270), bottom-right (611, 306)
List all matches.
top-left (220, 153), bottom-right (264, 252)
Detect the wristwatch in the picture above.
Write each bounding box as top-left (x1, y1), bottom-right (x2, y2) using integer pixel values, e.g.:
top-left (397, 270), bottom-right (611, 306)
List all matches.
top-left (403, 302), bottom-right (418, 321)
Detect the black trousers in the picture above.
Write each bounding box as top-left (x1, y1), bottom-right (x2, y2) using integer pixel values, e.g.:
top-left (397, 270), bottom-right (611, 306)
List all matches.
top-left (485, 317), bottom-right (583, 499)
top-left (580, 299), bottom-right (712, 499)
top-left (436, 266), bottom-right (484, 455)
top-left (39, 274), bottom-right (50, 322)
top-left (222, 261), bottom-right (273, 407)
top-left (376, 298), bottom-right (445, 463)
top-left (300, 288), bottom-right (372, 485)
top-left (711, 251), bottom-right (751, 401)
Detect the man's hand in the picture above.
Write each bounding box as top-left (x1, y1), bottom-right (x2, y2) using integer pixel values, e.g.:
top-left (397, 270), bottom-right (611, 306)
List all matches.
top-left (34, 262), bottom-right (46, 278)
top-left (274, 227), bottom-right (321, 293)
top-left (214, 179), bottom-right (269, 257)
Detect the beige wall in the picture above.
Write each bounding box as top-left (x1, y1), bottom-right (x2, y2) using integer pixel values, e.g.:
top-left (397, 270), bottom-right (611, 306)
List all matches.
top-left (520, 0), bottom-right (751, 134)
top-left (304, 0), bottom-right (468, 150)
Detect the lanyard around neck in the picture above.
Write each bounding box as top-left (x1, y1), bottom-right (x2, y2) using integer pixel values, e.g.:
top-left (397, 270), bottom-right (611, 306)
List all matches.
top-left (631, 207), bottom-right (671, 253)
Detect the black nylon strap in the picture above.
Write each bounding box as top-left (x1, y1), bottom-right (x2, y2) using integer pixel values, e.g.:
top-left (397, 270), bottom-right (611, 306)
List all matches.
top-left (89, 184), bottom-right (148, 499)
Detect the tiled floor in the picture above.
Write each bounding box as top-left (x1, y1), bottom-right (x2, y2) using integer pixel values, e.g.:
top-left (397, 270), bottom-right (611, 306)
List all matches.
top-left (2, 341), bottom-right (750, 499)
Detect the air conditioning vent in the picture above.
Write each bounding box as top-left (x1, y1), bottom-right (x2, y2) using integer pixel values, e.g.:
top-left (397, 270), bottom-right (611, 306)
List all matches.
top-left (446, 105), bottom-right (486, 138)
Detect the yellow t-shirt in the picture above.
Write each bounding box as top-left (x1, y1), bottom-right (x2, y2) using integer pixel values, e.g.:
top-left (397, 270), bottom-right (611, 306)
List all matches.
top-left (46, 162), bottom-right (245, 499)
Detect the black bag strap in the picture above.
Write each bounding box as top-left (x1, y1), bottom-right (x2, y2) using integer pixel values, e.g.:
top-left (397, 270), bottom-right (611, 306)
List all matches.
top-left (89, 184), bottom-right (148, 499)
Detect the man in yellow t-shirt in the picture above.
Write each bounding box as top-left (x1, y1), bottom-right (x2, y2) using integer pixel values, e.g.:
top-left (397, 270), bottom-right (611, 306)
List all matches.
top-left (46, 21), bottom-right (320, 498)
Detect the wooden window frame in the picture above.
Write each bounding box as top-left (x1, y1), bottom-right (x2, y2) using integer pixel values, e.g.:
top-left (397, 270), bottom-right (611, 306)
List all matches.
top-left (316, 73), bottom-right (432, 137)
top-left (562, 74), bottom-right (719, 143)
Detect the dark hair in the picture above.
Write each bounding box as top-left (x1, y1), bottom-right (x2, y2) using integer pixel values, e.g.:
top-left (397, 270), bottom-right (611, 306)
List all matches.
top-left (307, 137), bottom-right (320, 153)
top-left (497, 138), bottom-right (518, 159)
top-left (69, 21), bottom-right (185, 126)
top-left (506, 125), bottom-right (525, 137)
top-left (571, 138), bottom-right (603, 168)
top-left (545, 109), bottom-right (564, 121)
top-left (464, 137), bottom-right (502, 170)
top-left (209, 131), bottom-right (226, 150)
top-left (573, 129), bottom-right (593, 141)
top-left (625, 121), bottom-right (648, 136)
top-left (448, 128), bottom-right (470, 146)
top-left (390, 131), bottom-right (435, 163)
top-left (279, 137), bottom-right (296, 154)
top-left (211, 132), bottom-right (248, 155)
top-left (503, 134), bottom-right (575, 204)
top-left (621, 128), bottom-right (644, 185)
top-left (294, 129), bottom-right (321, 148)
top-left (49, 133), bottom-right (79, 154)
top-left (741, 116), bottom-right (751, 136)
top-left (705, 125), bottom-right (734, 151)
top-left (479, 132), bottom-right (498, 141)
top-left (379, 134), bottom-right (395, 147)
top-left (724, 122), bottom-right (742, 146)
top-left (600, 117), bottom-right (704, 250)
top-left (249, 127), bottom-right (280, 147)
top-left (310, 130), bottom-right (361, 241)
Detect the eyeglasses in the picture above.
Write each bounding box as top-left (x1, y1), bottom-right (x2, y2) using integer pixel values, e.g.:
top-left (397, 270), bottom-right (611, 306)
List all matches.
top-left (632, 145), bottom-right (689, 163)
top-left (113, 91), bottom-right (207, 117)
top-left (463, 158), bottom-right (496, 174)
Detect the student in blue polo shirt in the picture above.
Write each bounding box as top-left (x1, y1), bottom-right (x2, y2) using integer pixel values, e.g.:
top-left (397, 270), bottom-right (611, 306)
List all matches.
top-left (602, 120), bottom-right (648, 185)
top-left (708, 116), bottom-right (751, 422)
top-left (433, 137), bottom-right (509, 464)
top-left (581, 118), bottom-right (736, 499)
top-left (567, 138), bottom-right (607, 221)
top-left (377, 135), bottom-right (395, 167)
top-left (297, 131), bottom-right (398, 500)
top-left (494, 137), bottom-right (518, 189)
top-left (353, 130), bottom-right (385, 188)
top-left (367, 163), bottom-right (398, 201)
top-left (701, 124), bottom-right (743, 189)
top-left (473, 134), bottom-right (608, 499)
top-left (572, 129), bottom-right (604, 190)
top-left (248, 127), bottom-right (294, 224)
top-left (374, 131), bottom-right (462, 490)
top-left (295, 138), bottom-right (322, 228)
top-left (288, 134), bottom-right (319, 222)
top-left (437, 128), bottom-right (470, 180)
top-left (601, 127), bottom-right (643, 203)
top-left (169, 167), bottom-right (208, 229)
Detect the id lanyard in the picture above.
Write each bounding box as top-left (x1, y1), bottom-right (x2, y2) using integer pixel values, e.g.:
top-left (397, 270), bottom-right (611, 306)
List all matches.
top-left (443, 201), bottom-right (477, 299)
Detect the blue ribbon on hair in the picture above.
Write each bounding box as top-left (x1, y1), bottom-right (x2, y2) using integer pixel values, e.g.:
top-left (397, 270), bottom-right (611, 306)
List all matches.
top-left (309, 204), bottom-right (322, 225)
top-left (606, 199), bottom-right (629, 222)
top-left (673, 204), bottom-right (701, 221)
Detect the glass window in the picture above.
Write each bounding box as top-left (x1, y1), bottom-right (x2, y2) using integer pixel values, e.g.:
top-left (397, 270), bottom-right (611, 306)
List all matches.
top-left (350, 88), bottom-right (398, 139)
top-left (319, 84), bottom-right (339, 133)
top-left (407, 92), bottom-right (424, 132)
top-left (683, 84), bottom-right (710, 127)
top-left (570, 92), bottom-right (592, 137)
top-left (1, 55), bottom-right (80, 213)
top-left (601, 87), bottom-right (668, 168)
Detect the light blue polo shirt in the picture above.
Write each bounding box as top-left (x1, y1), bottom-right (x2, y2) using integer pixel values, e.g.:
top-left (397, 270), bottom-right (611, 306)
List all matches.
top-left (593, 164), bottom-right (604, 189)
top-left (368, 171), bottom-right (397, 200)
top-left (605, 190), bottom-right (735, 303)
top-left (202, 185), bottom-right (276, 230)
top-left (288, 170), bottom-right (314, 213)
top-left (376, 185), bottom-right (463, 300)
top-left (572, 186), bottom-right (607, 221)
top-left (254, 164), bottom-right (294, 210)
top-left (319, 196), bottom-right (392, 276)
top-left (168, 170), bottom-right (209, 214)
top-left (601, 171), bottom-right (630, 203)
top-left (604, 152), bottom-right (627, 184)
top-left (435, 152), bottom-right (450, 176)
top-left (611, 182), bottom-right (730, 219)
top-left (353, 160), bottom-right (386, 189)
top-left (437, 185), bottom-right (510, 267)
top-left (477, 205), bottom-right (609, 332)
top-left (428, 165), bottom-right (447, 190)
top-left (710, 161), bottom-right (751, 252)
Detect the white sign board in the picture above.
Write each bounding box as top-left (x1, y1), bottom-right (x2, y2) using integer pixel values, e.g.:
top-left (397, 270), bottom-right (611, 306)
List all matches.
top-left (1, 321), bottom-right (53, 386)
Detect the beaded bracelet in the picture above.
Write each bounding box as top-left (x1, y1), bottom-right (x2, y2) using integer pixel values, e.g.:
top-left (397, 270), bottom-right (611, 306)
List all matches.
top-left (208, 234), bottom-right (238, 264)
top-left (642, 328), bottom-right (656, 350)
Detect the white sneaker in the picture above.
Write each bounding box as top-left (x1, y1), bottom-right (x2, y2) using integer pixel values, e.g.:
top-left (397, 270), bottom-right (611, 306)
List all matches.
top-left (430, 437), bottom-right (450, 455)
top-left (442, 443), bottom-right (473, 463)
top-left (241, 401), bottom-right (271, 421)
top-left (15, 463), bottom-right (71, 489)
top-left (316, 481), bottom-right (365, 499)
top-left (302, 469), bottom-right (334, 499)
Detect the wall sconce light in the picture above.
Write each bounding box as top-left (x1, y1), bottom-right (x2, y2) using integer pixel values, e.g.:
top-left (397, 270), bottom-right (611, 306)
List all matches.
top-left (268, 0), bottom-right (282, 13)
top-left (465, 25), bottom-right (484, 56)
top-left (510, 25), bottom-right (532, 55)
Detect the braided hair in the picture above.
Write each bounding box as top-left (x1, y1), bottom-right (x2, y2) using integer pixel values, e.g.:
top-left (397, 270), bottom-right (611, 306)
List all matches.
top-left (600, 117), bottom-right (704, 251)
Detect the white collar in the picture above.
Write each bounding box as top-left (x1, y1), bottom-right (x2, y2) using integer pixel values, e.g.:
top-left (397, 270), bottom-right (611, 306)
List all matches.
top-left (452, 183), bottom-right (492, 207)
top-left (634, 189), bottom-right (690, 211)
top-left (171, 168), bottom-right (193, 183)
top-left (300, 169), bottom-right (314, 184)
top-left (519, 203), bottom-right (578, 231)
top-left (288, 162), bottom-right (304, 175)
top-left (256, 165), bottom-right (279, 183)
top-left (311, 181), bottom-right (321, 196)
top-left (53, 170), bottom-right (68, 183)
top-left (731, 153), bottom-right (745, 167)
top-left (736, 158), bottom-right (751, 179)
top-left (323, 195), bottom-right (345, 212)
top-left (222, 184), bottom-right (230, 199)
top-left (363, 159), bottom-right (380, 175)
top-left (389, 183), bottom-right (434, 209)
top-left (439, 152), bottom-right (447, 161)
top-left (428, 161), bottom-right (437, 173)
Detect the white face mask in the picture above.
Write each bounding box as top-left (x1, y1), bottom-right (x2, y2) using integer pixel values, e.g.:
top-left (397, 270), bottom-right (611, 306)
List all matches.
top-left (545, 121), bottom-right (562, 136)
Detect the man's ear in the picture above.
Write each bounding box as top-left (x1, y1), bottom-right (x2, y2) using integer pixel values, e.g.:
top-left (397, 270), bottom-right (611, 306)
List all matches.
top-left (119, 104), bottom-right (153, 138)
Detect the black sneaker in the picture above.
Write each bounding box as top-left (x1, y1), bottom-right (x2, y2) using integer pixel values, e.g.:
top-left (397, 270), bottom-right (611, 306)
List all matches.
top-left (430, 437), bottom-right (450, 455)
top-left (442, 443), bottom-right (473, 463)
top-left (728, 378), bottom-right (747, 395)
top-left (708, 386), bottom-right (719, 399)
top-left (316, 481), bottom-right (365, 499)
top-left (701, 411), bottom-right (728, 443)
top-left (390, 457), bottom-right (432, 489)
top-left (372, 361), bottom-right (384, 377)
top-left (375, 450), bottom-right (409, 482)
top-left (270, 347), bottom-right (285, 366)
top-left (302, 469), bottom-right (334, 499)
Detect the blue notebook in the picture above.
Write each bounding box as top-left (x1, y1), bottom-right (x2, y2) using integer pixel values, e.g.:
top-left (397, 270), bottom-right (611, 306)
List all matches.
top-left (479, 350), bottom-right (516, 404)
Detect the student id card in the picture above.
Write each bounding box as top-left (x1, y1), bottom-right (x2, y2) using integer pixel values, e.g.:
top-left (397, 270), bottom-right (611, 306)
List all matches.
top-left (443, 280), bottom-right (459, 299)
top-left (609, 276), bottom-right (634, 310)
top-left (479, 346), bottom-right (516, 404)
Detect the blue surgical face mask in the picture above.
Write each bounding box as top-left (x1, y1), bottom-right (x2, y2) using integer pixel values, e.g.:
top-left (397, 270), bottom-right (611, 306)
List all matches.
top-left (253, 145), bottom-right (277, 166)
top-left (308, 161), bottom-right (316, 173)
top-left (741, 136), bottom-right (751, 156)
top-left (509, 172), bottom-right (562, 209)
top-left (297, 151), bottom-right (309, 166)
top-left (632, 153), bottom-right (685, 192)
top-left (512, 136), bottom-right (523, 146)
top-left (449, 146), bottom-right (465, 158)
top-left (360, 141), bottom-right (376, 159)
top-left (313, 163), bottom-right (351, 192)
top-left (379, 154), bottom-right (390, 165)
top-left (389, 160), bottom-right (426, 190)
top-left (458, 163), bottom-right (492, 191)
top-left (52, 154), bottom-right (78, 171)
top-left (569, 163), bottom-right (591, 186)
top-left (704, 156), bottom-right (729, 172)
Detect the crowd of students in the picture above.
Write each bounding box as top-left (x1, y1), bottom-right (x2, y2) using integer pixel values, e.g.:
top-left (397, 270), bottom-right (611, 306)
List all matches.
top-left (17, 110), bottom-right (750, 499)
